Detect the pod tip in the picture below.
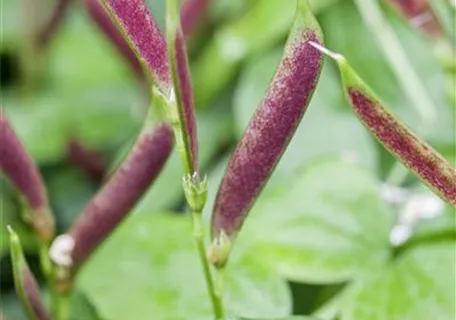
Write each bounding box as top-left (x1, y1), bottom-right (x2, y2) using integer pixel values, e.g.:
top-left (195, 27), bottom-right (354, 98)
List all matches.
top-left (308, 41), bottom-right (345, 62)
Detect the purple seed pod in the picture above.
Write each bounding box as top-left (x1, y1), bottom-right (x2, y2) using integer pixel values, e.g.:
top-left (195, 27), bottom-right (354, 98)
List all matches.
top-left (8, 226), bottom-right (52, 320)
top-left (83, 0), bottom-right (145, 80)
top-left (310, 43), bottom-right (456, 207)
top-left (103, 0), bottom-right (171, 93)
top-left (66, 123), bottom-right (173, 269)
top-left (0, 109), bottom-right (55, 241)
top-left (38, 0), bottom-right (73, 47)
top-left (211, 0), bottom-right (324, 247)
top-left (66, 138), bottom-right (108, 182)
top-left (167, 0), bottom-right (198, 173)
top-left (180, 0), bottom-right (211, 37)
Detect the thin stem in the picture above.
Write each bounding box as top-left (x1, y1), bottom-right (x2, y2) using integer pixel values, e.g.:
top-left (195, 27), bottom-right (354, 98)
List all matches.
top-left (191, 212), bottom-right (224, 319)
top-left (354, 0), bottom-right (437, 125)
top-left (51, 291), bottom-right (69, 320)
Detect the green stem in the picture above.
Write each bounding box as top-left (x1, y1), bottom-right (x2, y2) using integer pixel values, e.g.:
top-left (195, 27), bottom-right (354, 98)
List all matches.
top-left (354, 0), bottom-right (437, 124)
top-left (191, 212), bottom-right (224, 319)
top-left (51, 290), bottom-right (69, 320)
top-left (38, 242), bottom-right (70, 320)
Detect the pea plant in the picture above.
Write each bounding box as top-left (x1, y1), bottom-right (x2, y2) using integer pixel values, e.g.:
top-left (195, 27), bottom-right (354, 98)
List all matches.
top-left (0, 0), bottom-right (455, 319)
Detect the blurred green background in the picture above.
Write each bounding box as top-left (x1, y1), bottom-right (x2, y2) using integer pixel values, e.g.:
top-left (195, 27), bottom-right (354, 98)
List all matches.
top-left (0, 0), bottom-right (454, 319)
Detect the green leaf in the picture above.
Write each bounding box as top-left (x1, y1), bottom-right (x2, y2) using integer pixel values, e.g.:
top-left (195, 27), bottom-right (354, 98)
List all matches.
top-left (0, 181), bottom-right (37, 258)
top-left (234, 49), bottom-right (378, 182)
top-left (232, 317), bottom-right (321, 320)
top-left (235, 160), bottom-right (394, 284)
top-left (341, 242), bottom-right (456, 320)
top-left (78, 213), bottom-right (291, 320)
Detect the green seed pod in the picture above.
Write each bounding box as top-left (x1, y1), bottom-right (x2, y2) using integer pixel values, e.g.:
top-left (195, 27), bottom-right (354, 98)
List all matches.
top-left (310, 42), bottom-right (456, 207)
top-left (8, 226), bottom-right (52, 320)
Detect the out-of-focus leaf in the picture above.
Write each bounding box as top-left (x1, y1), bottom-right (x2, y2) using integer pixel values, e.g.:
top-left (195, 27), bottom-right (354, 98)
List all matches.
top-left (0, 291), bottom-right (27, 320)
top-left (78, 213), bottom-right (291, 320)
top-left (45, 167), bottom-right (98, 230)
top-left (135, 108), bottom-right (233, 213)
top-left (320, 1), bottom-right (453, 147)
top-left (341, 242), bottom-right (455, 320)
top-left (235, 160), bottom-right (394, 284)
top-left (0, 181), bottom-right (37, 258)
top-left (234, 49), bottom-right (378, 181)
top-left (232, 317), bottom-right (321, 320)
top-left (68, 290), bottom-right (102, 320)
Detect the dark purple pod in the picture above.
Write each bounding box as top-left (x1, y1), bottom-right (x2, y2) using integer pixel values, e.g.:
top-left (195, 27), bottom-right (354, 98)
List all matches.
top-left (167, 0), bottom-right (198, 174)
top-left (67, 123), bottom-right (173, 269)
top-left (211, 0), bottom-right (324, 247)
top-left (180, 0), bottom-right (211, 37)
top-left (0, 109), bottom-right (55, 241)
top-left (66, 138), bottom-right (108, 182)
top-left (9, 227), bottom-right (52, 320)
top-left (83, 0), bottom-right (145, 81)
top-left (103, 0), bottom-right (171, 93)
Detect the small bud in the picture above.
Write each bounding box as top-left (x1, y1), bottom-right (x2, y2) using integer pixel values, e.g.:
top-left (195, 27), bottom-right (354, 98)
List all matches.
top-left (8, 226), bottom-right (52, 320)
top-left (207, 231), bottom-right (232, 269)
top-left (183, 172), bottom-right (208, 213)
top-left (0, 109), bottom-right (55, 241)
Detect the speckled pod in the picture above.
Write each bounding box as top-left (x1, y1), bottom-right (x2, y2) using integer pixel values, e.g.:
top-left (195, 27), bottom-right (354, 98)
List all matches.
top-left (180, 0), bottom-right (211, 36)
top-left (167, 0), bottom-right (198, 174)
top-left (68, 123), bottom-right (173, 268)
top-left (8, 227), bottom-right (52, 320)
top-left (0, 109), bottom-right (55, 241)
top-left (211, 0), bottom-right (324, 244)
top-left (84, 0), bottom-right (145, 80)
top-left (103, 0), bottom-right (171, 93)
top-left (66, 138), bottom-right (107, 182)
top-left (335, 56), bottom-right (456, 207)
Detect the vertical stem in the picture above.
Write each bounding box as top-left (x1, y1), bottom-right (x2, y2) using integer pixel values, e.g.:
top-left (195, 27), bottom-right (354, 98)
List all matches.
top-left (52, 292), bottom-right (69, 320)
top-left (191, 211), bottom-right (224, 319)
top-left (39, 242), bottom-right (70, 320)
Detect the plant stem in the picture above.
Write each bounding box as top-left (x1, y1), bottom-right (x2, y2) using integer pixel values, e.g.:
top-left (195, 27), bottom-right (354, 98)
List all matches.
top-left (191, 211), bottom-right (224, 319)
top-left (39, 242), bottom-right (70, 320)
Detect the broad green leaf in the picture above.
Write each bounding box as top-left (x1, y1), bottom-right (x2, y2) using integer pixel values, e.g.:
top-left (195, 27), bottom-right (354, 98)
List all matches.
top-left (234, 49), bottom-right (378, 182)
top-left (341, 242), bottom-right (456, 320)
top-left (78, 213), bottom-right (291, 320)
top-left (320, 1), bottom-right (453, 147)
top-left (235, 160), bottom-right (394, 284)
